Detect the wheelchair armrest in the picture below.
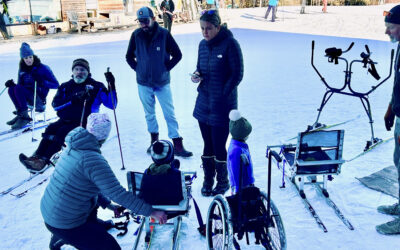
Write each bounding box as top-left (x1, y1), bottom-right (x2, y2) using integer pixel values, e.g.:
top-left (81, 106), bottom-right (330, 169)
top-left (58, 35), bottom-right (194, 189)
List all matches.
top-left (296, 159), bottom-right (345, 166)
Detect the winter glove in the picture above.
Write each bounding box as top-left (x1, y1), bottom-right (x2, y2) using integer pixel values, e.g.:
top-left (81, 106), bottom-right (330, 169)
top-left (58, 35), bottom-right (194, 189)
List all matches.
top-left (107, 204), bottom-right (126, 218)
top-left (71, 90), bottom-right (89, 104)
top-left (5, 79), bottom-right (16, 88)
top-left (104, 72), bottom-right (116, 92)
top-left (190, 72), bottom-right (202, 83)
top-left (384, 103), bottom-right (395, 131)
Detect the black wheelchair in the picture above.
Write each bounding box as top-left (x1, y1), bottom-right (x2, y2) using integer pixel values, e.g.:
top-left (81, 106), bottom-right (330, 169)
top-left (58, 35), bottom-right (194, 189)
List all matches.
top-left (206, 150), bottom-right (287, 250)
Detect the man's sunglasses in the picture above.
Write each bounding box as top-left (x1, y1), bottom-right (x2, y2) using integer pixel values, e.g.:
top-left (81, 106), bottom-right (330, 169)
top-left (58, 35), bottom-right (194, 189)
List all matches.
top-left (201, 9), bottom-right (216, 16)
top-left (138, 18), bottom-right (150, 25)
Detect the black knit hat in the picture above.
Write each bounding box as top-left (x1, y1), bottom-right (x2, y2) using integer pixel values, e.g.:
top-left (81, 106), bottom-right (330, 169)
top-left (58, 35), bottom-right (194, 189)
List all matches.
top-left (385, 5), bottom-right (400, 25)
top-left (72, 58), bottom-right (90, 72)
top-left (151, 140), bottom-right (174, 165)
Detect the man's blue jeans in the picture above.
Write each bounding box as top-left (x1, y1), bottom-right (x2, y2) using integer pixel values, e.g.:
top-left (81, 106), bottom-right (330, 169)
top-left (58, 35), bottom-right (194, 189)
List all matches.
top-left (138, 84), bottom-right (180, 139)
top-left (393, 117), bottom-right (400, 202)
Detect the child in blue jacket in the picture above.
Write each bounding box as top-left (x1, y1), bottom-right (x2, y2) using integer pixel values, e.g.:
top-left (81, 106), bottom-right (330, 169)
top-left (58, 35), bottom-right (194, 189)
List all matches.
top-left (227, 110), bottom-right (255, 194)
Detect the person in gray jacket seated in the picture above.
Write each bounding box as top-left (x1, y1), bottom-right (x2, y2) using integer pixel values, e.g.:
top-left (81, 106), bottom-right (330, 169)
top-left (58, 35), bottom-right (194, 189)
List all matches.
top-left (40, 113), bottom-right (166, 250)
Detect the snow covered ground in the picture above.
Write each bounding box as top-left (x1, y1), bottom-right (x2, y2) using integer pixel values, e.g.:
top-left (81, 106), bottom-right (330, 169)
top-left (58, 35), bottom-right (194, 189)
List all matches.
top-left (0, 4), bottom-right (400, 250)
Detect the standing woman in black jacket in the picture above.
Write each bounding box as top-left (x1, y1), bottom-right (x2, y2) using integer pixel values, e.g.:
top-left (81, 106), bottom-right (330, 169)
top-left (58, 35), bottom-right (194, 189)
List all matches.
top-left (191, 10), bottom-right (244, 196)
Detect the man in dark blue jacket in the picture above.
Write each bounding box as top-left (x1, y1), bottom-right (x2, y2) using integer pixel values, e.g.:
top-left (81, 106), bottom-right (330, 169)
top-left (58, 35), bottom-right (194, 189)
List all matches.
top-left (19, 58), bottom-right (117, 173)
top-left (126, 6), bottom-right (192, 157)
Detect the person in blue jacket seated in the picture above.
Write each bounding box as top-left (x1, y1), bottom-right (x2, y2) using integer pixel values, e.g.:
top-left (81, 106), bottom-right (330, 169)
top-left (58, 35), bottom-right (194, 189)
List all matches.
top-left (19, 58), bottom-right (117, 173)
top-left (41, 113), bottom-right (167, 250)
top-left (4, 42), bottom-right (59, 129)
top-left (227, 109), bottom-right (255, 194)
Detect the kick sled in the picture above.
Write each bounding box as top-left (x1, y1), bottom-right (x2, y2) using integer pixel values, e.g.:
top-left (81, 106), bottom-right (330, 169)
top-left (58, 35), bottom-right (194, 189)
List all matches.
top-left (206, 150), bottom-right (286, 250)
top-left (269, 129), bottom-right (354, 232)
top-left (127, 168), bottom-right (197, 250)
top-left (307, 40), bottom-right (394, 151)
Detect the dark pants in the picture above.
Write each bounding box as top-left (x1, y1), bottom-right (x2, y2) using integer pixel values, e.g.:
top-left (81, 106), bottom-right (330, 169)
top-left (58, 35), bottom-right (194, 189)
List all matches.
top-left (35, 119), bottom-right (80, 160)
top-left (0, 14), bottom-right (9, 39)
top-left (45, 207), bottom-right (120, 250)
top-left (265, 5), bottom-right (276, 21)
top-left (163, 14), bottom-right (172, 32)
top-left (8, 85), bottom-right (45, 112)
top-left (199, 121), bottom-right (229, 161)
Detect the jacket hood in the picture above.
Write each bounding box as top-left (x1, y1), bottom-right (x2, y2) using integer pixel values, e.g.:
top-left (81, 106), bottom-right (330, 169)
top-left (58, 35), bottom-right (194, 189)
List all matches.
top-left (65, 127), bottom-right (101, 152)
top-left (206, 26), bottom-right (232, 47)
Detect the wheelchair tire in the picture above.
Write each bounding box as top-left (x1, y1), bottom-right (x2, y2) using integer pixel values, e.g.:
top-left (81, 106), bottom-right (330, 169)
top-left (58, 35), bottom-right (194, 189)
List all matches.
top-left (206, 195), bottom-right (233, 250)
top-left (260, 191), bottom-right (287, 250)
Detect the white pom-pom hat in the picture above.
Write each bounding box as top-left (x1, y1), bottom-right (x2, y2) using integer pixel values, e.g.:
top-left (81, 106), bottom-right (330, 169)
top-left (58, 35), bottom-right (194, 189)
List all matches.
top-left (229, 109), bottom-right (252, 141)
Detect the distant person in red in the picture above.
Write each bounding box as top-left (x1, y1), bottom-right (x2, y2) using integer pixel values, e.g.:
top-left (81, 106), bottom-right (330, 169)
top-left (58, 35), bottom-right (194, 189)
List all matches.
top-left (322, 0), bottom-right (327, 13)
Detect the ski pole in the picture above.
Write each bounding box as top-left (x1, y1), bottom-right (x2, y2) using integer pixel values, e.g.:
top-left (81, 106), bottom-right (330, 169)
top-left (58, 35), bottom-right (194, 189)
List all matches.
top-left (0, 86), bottom-right (7, 97)
top-left (80, 85), bottom-right (93, 127)
top-left (32, 81), bottom-right (37, 142)
top-left (106, 67), bottom-right (125, 170)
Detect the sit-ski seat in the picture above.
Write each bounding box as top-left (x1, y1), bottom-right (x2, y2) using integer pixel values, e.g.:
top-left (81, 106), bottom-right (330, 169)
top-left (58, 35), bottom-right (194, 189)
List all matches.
top-left (282, 130), bottom-right (345, 177)
top-left (279, 130), bottom-right (345, 199)
top-left (127, 170), bottom-right (196, 249)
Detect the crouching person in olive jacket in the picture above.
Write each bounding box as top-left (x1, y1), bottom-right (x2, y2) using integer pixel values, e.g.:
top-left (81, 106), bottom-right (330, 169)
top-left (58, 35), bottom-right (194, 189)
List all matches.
top-left (40, 113), bottom-right (166, 250)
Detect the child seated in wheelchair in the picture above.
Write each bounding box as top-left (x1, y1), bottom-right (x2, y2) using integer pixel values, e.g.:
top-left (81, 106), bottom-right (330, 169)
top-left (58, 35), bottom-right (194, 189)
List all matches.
top-left (227, 109), bottom-right (255, 194)
top-left (139, 140), bottom-right (183, 206)
top-left (227, 110), bottom-right (268, 241)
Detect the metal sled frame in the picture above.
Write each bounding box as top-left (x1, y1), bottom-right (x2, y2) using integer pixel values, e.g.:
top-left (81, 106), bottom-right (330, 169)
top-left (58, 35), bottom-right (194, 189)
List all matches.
top-left (310, 40), bottom-right (394, 150)
top-left (127, 170), bottom-right (196, 250)
top-left (269, 129), bottom-right (354, 232)
top-left (274, 130), bottom-right (345, 197)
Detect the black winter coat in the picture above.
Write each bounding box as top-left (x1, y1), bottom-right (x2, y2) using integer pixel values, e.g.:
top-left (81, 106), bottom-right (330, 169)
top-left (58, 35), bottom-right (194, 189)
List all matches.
top-left (193, 26), bottom-right (244, 127)
top-left (52, 76), bottom-right (116, 126)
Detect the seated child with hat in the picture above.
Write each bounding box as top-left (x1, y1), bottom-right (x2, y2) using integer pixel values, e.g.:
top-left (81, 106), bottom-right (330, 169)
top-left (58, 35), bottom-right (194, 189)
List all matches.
top-left (227, 110), bottom-right (255, 194)
top-left (140, 140), bottom-right (183, 205)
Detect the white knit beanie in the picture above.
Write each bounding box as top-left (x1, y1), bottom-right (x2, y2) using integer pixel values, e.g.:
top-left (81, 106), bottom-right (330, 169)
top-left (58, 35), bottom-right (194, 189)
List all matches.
top-left (86, 113), bottom-right (111, 141)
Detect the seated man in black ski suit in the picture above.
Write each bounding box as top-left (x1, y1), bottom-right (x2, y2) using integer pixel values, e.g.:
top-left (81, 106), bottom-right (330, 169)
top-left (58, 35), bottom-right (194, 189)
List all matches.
top-left (19, 58), bottom-right (117, 173)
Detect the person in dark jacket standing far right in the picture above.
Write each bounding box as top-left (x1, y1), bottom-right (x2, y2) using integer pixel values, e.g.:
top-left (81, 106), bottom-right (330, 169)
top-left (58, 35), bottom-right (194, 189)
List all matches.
top-left (378, 4), bottom-right (400, 235)
top-left (160, 0), bottom-right (174, 32)
top-left (191, 10), bottom-right (244, 196)
top-left (126, 6), bottom-right (192, 157)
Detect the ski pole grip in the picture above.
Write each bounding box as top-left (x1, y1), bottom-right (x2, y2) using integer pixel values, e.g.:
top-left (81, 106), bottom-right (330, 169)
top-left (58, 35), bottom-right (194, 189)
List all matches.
top-left (312, 40), bottom-right (315, 50)
top-left (107, 67), bottom-right (110, 73)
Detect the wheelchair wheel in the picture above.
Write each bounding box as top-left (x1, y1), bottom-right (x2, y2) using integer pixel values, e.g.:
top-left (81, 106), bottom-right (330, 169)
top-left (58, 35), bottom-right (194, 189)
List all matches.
top-left (260, 191), bottom-right (287, 250)
top-left (206, 195), bottom-right (233, 250)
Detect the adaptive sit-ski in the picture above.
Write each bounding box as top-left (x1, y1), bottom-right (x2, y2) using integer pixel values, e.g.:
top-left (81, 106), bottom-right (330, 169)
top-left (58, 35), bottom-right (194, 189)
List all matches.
top-left (127, 170), bottom-right (197, 250)
top-left (269, 129), bottom-right (354, 232)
